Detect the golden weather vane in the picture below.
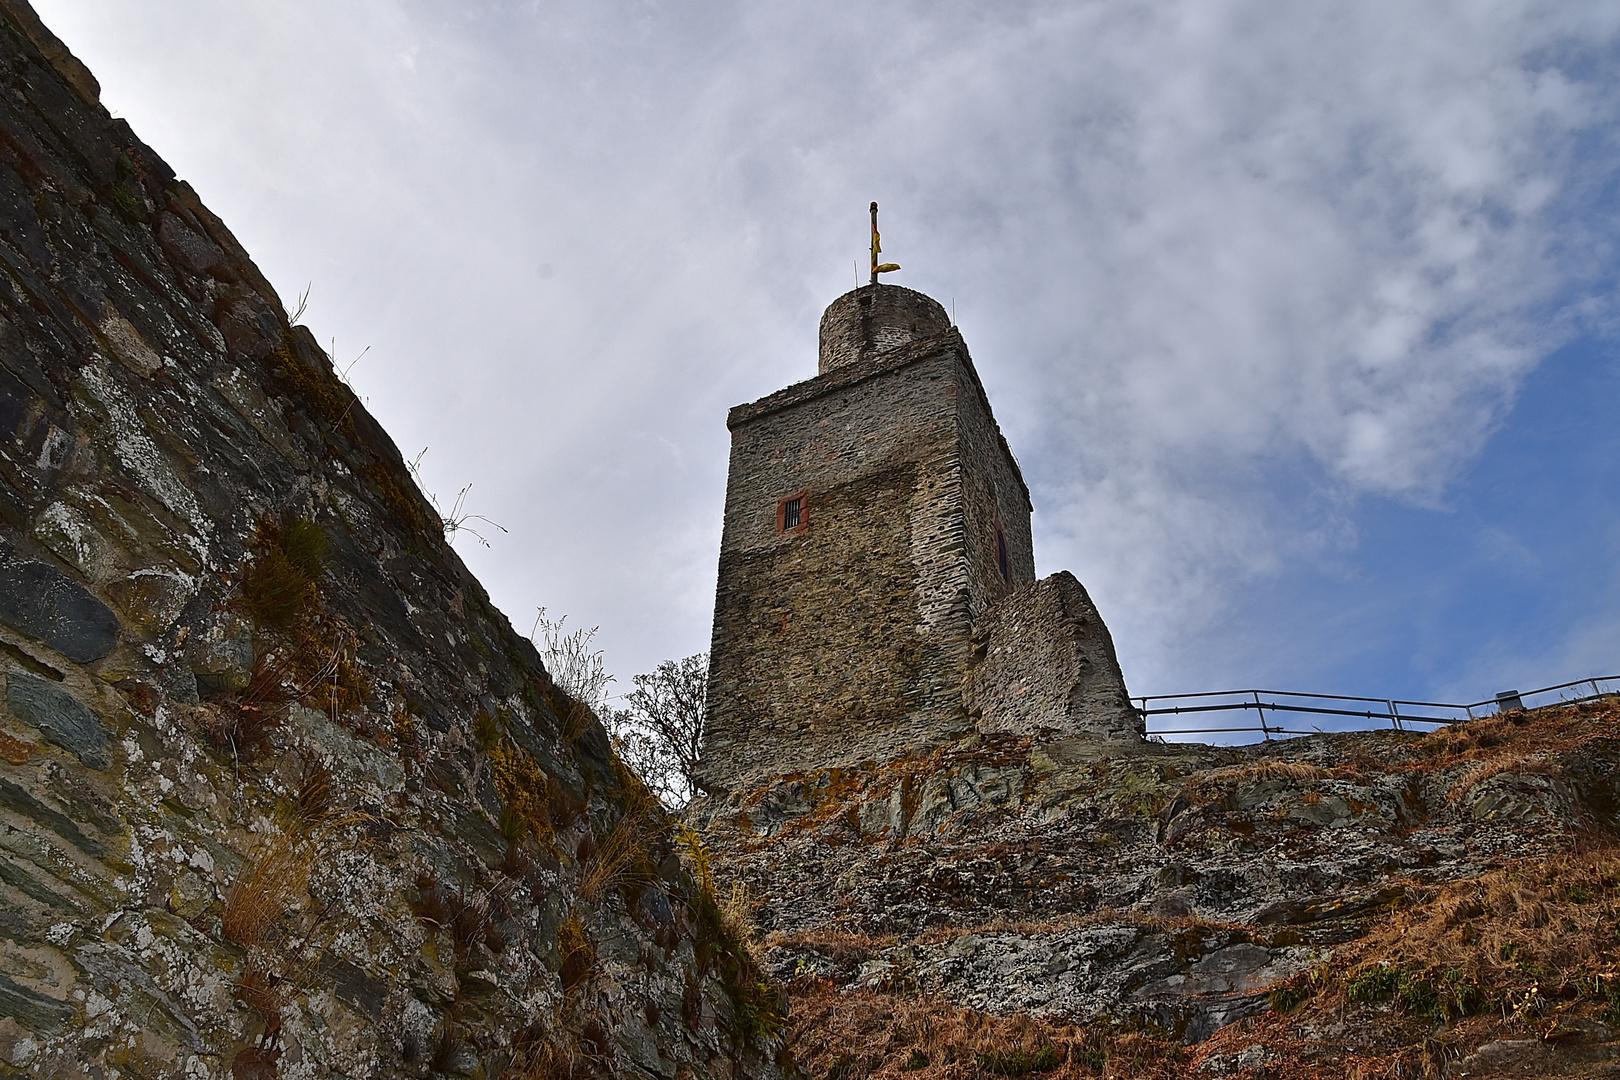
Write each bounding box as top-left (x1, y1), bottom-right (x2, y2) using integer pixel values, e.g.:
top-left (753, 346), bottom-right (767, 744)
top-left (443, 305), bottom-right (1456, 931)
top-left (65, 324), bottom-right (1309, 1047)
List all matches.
top-left (870, 201), bottom-right (900, 285)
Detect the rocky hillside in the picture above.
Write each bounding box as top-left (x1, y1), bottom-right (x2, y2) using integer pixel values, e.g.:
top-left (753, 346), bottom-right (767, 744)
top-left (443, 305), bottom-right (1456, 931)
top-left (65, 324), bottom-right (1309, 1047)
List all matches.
top-left (0, 5), bottom-right (787, 1078)
top-left (691, 699), bottom-right (1620, 1077)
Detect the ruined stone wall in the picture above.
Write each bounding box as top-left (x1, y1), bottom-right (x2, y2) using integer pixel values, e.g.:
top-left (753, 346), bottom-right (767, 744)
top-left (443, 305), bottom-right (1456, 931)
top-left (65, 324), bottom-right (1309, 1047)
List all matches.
top-left (962, 571), bottom-right (1141, 740)
top-left (0, 8), bottom-right (787, 1077)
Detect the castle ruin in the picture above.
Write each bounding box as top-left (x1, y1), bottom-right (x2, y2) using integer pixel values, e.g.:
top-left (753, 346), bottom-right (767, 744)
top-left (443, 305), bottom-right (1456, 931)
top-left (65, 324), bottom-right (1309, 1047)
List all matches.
top-left (699, 283), bottom-right (1140, 789)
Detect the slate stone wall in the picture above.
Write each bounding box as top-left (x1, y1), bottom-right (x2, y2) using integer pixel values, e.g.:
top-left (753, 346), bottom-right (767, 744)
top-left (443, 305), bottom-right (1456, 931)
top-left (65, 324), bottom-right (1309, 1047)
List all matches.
top-left (955, 348), bottom-right (1035, 623)
top-left (963, 571), bottom-right (1141, 740)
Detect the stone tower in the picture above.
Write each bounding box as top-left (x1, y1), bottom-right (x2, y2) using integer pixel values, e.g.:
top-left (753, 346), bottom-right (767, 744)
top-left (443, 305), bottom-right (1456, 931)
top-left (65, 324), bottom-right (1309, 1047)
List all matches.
top-left (700, 284), bottom-right (1138, 790)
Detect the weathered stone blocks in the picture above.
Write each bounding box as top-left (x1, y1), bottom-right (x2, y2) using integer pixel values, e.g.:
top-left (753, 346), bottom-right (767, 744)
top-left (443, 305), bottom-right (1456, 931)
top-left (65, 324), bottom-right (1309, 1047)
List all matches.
top-left (963, 571), bottom-right (1141, 742)
top-left (0, 556), bottom-right (120, 663)
top-left (0, 6), bottom-right (794, 1074)
top-left (704, 291), bottom-right (1038, 789)
top-left (4, 671), bottom-right (107, 767)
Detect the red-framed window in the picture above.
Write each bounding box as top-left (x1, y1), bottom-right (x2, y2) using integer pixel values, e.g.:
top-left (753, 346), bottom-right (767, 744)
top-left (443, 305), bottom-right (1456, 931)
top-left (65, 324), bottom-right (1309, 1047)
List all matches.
top-left (777, 491), bottom-right (808, 534)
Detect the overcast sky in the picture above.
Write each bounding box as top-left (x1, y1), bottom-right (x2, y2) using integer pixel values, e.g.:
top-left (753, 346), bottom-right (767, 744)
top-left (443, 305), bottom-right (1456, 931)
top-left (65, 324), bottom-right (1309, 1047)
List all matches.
top-left (33, 0), bottom-right (1620, 714)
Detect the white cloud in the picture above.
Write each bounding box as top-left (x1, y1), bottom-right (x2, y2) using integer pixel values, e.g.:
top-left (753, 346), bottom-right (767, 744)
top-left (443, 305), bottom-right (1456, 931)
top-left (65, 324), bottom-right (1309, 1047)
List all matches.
top-left (31, 0), bottom-right (1620, 695)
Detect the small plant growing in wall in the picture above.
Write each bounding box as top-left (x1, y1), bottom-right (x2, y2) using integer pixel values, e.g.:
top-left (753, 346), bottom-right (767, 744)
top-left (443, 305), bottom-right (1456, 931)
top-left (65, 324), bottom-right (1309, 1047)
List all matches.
top-left (221, 804), bottom-right (376, 1043)
top-left (406, 447), bottom-right (508, 548)
top-left (219, 514), bottom-right (374, 760)
top-left (674, 822), bottom-right (786, 1045)
top-left (558, 910), bottom-right (596, 991)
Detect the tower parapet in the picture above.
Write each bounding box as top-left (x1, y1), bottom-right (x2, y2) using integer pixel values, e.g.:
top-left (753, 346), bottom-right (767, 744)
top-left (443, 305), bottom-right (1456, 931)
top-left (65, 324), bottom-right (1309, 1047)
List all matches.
top-left (818, 284), bottom-right (951, 374)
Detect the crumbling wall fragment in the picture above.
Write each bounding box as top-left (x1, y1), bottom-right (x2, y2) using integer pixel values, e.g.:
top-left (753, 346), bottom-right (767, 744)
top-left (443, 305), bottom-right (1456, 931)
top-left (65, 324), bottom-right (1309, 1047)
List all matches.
top-left (963, 571), bottom-right (1142, 742)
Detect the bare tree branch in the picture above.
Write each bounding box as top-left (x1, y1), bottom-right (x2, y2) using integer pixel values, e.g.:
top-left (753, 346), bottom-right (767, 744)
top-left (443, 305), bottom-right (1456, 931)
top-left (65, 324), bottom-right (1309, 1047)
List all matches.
top-left (605, 653), bottom-right (707, 808)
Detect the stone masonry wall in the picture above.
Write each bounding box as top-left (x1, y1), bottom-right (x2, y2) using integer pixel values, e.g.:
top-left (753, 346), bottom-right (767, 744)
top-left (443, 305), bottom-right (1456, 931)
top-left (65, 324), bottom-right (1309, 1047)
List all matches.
top-left (704, 344), bottom-right (963, 788)
top-left (702, 319), bottom-right (1036, 790)
top-left (953, 339), bottom-right (1035, 625)
top-left (962, 571), bottom-right (1141, 741)
top-left (0, 9), bottom-right (788, 1077)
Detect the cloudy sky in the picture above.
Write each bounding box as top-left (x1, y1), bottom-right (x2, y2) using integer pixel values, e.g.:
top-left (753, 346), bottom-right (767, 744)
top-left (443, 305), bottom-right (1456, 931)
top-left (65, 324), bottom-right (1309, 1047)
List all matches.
top-left (33, 0), bottom-right (1620, 715)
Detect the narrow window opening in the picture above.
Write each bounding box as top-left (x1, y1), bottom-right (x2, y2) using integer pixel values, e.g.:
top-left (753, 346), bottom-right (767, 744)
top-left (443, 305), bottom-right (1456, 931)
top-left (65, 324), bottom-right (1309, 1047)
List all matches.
top-left (777, 491), bottom-right (808, 534)
top-left (995, 526), bottom-right (1010, 582)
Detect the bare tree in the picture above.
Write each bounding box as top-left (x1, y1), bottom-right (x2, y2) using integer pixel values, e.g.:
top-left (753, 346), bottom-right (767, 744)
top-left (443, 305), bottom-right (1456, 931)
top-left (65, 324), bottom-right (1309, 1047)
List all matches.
top-left (605, 653), bottom-right (708, 808)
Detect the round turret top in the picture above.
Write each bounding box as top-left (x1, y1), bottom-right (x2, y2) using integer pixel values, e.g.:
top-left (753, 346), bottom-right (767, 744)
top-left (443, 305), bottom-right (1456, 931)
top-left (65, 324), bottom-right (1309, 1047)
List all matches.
top-left (818, 284), bottom-right (951, 375)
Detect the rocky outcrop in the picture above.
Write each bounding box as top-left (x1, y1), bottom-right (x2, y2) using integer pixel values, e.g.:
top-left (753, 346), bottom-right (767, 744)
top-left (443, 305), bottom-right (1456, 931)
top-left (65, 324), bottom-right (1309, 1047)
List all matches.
top-left (691, 699), bottom-right (1620, 1065)
top-left (0, 6), bottom-right (786, 1078)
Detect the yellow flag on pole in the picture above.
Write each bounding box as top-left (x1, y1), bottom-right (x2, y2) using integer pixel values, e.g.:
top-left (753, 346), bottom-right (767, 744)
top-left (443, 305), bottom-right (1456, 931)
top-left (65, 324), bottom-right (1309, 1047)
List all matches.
top-left (870, 202), bottom-right (900, 281)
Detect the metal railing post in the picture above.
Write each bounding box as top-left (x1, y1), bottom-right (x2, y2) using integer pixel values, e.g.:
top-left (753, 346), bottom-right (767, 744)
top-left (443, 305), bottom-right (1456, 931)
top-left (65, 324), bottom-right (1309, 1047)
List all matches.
top-left (1388, 700), bottom-right (1401, 732)
top-left (1254, 690), bottom-right (1270, 741)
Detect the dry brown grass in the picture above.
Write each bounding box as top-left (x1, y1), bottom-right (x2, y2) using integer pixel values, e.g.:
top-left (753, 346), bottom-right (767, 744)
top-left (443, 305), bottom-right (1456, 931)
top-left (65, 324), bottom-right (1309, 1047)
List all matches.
top-left (1178, 842), bottom-right (1620, 1078)
top-left (223, 832), bottom-right (326, 1034)
top-left (578, 821), bottom-right (635, 901)
top-left (235, 949), bottom-right (286, 1019)
top-left (294, 763), bottom-right (335, 830)
top-left (1413, 700), bottom-right (1618, 765)
top-left (767, 927), bottom-right (898, 963)
top-left (222, 833), bottom-right (314, 949)
top-left (223, 814), bottom-right (378, 1034)
top-left (1263, 843), bottom-right (1620, 1042)
top-left (1443, 751), bottom-right (1549, 805)
top-left (1422, 715), bottom-right (1521, 757)
top-left (1349, 849), bottom-right (1620, 992)
top-left (506, 1024), bottom-right (583, 1080)
top-left (1194, 760), bottom-right (1332, 789)
top-left (787, 983), bottom-right (1182, 1079)
top-left (578, 816), bottom-right (658, 903)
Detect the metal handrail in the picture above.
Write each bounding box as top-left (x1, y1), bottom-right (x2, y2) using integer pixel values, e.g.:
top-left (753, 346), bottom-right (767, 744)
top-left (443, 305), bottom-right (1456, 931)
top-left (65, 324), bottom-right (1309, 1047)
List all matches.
top-left (1133, 673), bottom-right (1618, 743)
